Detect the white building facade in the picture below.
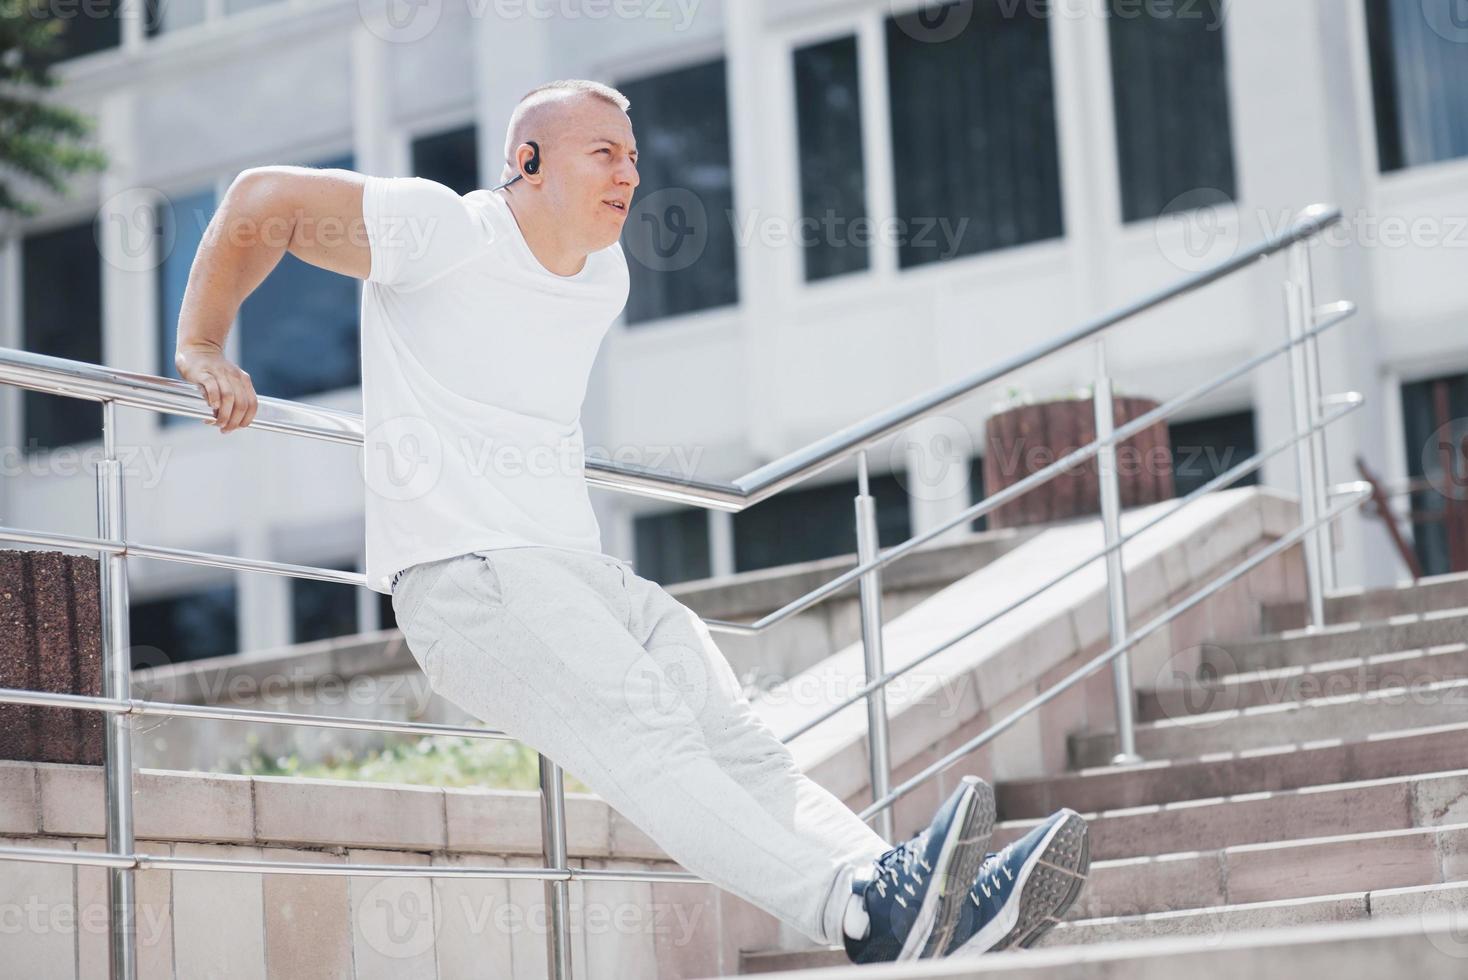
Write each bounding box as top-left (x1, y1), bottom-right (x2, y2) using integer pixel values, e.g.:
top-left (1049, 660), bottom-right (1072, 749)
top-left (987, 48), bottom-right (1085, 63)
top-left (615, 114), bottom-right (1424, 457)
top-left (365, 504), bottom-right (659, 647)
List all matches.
top-left (1, 0), bottom-right (1465, 663)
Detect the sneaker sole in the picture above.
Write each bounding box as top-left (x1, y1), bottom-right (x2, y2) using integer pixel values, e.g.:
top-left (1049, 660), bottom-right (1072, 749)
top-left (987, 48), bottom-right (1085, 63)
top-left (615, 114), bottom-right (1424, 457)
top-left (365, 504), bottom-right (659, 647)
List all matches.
top-left (947, 809), bottom-right (1090, 957)
top-left (906, 776), bottom-right (997, 960)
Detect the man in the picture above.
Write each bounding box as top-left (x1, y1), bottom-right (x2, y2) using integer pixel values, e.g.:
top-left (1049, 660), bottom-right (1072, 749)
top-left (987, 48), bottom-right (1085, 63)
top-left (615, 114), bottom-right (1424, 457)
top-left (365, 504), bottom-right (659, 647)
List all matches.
top-left (172, 78), bottom-right (1089, 961)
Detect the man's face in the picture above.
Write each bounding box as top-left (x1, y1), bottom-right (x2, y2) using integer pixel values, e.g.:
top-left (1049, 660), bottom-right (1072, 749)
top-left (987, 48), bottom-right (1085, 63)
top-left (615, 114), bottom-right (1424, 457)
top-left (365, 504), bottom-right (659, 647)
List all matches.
top-left (543, 98), bottom-right (640, 252)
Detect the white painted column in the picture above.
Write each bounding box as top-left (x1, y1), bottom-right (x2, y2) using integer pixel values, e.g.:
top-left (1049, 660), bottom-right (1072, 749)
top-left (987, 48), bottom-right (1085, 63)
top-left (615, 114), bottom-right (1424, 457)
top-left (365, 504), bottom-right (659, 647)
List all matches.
top-left (1228, 0), bottom-right (1388, 590)
top-left (727, 0), bottom-right (786, 462)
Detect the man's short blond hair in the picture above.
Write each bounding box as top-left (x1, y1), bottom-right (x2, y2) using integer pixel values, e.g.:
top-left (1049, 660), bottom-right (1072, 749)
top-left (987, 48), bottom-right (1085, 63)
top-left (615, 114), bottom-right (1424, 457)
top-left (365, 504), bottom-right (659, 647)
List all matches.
top-left (502, 79), bottom-right (632, 164)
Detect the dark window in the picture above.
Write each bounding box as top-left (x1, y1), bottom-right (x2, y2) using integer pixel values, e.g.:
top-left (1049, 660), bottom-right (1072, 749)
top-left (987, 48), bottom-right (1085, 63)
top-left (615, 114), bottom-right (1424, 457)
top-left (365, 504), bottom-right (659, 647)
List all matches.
top-left (618, 59), bottom-right (739, 324)
top-left (411, 125), bottom-right (481, 196)
top-left (129, 584), bottom-right (239, 667)
top-left (1401, 373), bottom-right (1468, 577)
top-left (158, 187), bottom-right (217, 430)
top-left (144, 0), bottom-right (205, 36)
top-left (238, 153), bottom-right (361, 402)
top-left (26, 1), bottom-right (122, 68)
top-left (1366, 0), bottom-right (1468, 173)
top-left (634, 508), bottom-right (712, 584)
top-left (732, 473), bottom-right (911, 573)
top-left (22, 221), bottom-right (103, 453)
top-left (378, 591), bottom-right (398, 632)
top-left (968, 456), bottom-right (989, 532)
top-left (885, 0), bottom-right (1063, 269)
top-left (1108, 0), bottom-right (1237, 222)
top-left (793, 35), bottom-right (870, 282)
top-left (291, 562), bottom-right (359, 644)
top-left (1168, 410), bottom-right (1259, 498)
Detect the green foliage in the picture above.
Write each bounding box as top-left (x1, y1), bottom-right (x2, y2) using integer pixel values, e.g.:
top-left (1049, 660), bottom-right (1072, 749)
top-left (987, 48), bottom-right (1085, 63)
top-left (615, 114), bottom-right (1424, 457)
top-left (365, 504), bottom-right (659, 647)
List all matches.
top-left (0, 0), bottom-right (111, 217)
top-left (232, 730), bottom-right (592, 794)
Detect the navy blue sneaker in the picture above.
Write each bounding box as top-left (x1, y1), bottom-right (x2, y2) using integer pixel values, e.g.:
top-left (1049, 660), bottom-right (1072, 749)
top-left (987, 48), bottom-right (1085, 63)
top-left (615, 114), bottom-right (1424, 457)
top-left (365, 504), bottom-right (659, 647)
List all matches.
top-left (942, 807), bottom-right (1090, 957)
top-left (843, 774), bottom-right (996, 963)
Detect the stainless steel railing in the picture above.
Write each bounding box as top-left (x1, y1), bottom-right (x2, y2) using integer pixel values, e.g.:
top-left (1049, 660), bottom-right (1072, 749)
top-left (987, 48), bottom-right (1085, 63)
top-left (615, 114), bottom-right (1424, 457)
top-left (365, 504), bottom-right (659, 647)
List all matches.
top-left (0, 204), bottom-right (1363, 979)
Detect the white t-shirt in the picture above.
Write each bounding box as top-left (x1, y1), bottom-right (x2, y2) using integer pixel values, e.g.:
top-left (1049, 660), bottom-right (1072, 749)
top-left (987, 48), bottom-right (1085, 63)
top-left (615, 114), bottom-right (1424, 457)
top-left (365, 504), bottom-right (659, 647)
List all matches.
top-left (359, 175), bottom-right (632, 595)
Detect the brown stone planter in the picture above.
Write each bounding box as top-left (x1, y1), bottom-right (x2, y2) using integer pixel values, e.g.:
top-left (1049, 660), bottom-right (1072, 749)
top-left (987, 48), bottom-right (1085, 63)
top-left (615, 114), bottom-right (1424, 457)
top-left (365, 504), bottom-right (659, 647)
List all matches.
top-left (0, 550), bottom-right (105, 765)
top-left (982, 396), bottom-right (1175, 530)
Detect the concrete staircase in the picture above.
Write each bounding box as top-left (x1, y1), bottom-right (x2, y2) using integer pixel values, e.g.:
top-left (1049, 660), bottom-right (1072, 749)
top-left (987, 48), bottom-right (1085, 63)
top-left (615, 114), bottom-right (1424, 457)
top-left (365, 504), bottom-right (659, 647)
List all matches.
top-left (737, 572), bottom-right (1468, 975)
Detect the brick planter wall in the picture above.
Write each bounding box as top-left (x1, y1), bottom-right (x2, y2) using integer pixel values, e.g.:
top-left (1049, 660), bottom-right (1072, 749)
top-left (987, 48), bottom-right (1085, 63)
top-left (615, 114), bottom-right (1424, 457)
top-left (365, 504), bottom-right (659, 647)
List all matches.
top-left (984, 396), bottom-right (1176, 529)
top-left (0, 550), bottom-right (105, 765)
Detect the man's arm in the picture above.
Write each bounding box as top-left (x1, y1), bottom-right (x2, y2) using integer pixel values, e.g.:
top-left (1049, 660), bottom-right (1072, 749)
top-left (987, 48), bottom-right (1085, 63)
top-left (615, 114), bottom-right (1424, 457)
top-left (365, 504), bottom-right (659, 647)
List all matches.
top-left (173, 166), bottom-right (371, 433)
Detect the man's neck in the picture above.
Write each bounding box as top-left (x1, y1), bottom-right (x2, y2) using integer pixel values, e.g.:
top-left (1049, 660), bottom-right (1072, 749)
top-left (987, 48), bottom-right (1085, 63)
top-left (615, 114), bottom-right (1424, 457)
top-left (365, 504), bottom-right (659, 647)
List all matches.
top-left (499, 191), bottom-right (589, 277)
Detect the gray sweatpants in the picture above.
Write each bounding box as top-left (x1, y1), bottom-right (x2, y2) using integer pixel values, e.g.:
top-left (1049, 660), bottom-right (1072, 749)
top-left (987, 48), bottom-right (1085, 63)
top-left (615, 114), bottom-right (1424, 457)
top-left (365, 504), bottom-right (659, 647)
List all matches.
top-left (390, 546), bottom-right (892, 947)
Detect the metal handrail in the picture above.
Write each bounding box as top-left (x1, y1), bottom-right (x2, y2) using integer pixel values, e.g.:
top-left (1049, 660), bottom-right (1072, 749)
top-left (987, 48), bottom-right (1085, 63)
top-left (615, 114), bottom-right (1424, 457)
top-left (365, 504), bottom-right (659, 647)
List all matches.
top-left (0, 203), bottom-right (1356, 977)
top-left (858, 481), bottom-right (1374, 820)
top-left (779, 393), bottom-right (1366, 746)
top-left (0, 204), bottom-right (1342, 514)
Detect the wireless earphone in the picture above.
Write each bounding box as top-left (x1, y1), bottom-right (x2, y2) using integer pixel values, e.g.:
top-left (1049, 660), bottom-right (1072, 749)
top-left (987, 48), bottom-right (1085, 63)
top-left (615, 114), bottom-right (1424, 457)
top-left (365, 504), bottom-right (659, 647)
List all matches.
top-left (491, 140), bottom-right (541, 191)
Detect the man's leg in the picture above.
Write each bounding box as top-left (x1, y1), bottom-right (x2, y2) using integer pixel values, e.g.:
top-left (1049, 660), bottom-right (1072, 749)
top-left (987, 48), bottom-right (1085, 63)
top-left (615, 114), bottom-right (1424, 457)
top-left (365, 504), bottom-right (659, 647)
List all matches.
top-left (622, 566), bottom-right (894, 942)
top-left (393, 548), bottom-right (885, 947)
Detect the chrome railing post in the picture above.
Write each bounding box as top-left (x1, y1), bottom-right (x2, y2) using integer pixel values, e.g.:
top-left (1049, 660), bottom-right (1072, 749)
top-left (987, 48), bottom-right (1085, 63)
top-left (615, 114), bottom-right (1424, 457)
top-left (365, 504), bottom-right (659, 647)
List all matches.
top-left (1286, 246), bottom-right (1327, 630)
top-left (1292, 239), bottom-right (1336, 596)
top-left (1093, 341), bottom-right (1141, 765)
top-left (538, 754), bottom-right (573, 980)
top-left (854, 451), bottom-right (895, 843)
top-left (96, 400), bottom-right (138, 980)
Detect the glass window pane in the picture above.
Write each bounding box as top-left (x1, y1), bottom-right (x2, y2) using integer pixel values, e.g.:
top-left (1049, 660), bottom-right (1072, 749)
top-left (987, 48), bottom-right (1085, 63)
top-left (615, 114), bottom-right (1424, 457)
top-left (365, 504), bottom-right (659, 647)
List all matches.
top-left (1401, 373), bottom-right (1468, 576)
top-left (794, 35), bottom-right (870, 282)
top-left (291, 562), bottom-right (359, 644)
top-left (1108, 0), bottom-right (1237, 222)
top-left (378, 590), bottom-right (397, 632)
top-left (145, 0), bottom-right (205, 36)
top-left (968, 456), bottom-right (988, 533)
top-left (411, 125), bottom-right (481, 196)
top-left (129, 584), bottom-right (240, 667)
top-left (885, 0), bottom-right (1063, 269)
top-left (1365, 0), bottom-right (1468, 173)
top-left (158, 188), bottom-right (217, 429)
top-left (618, 59), bottom-right (739, 325)
top-left (238, 153), bottom-right (361, 402)
top-left (633, 507), bottom-right (711, 584)
top-left (22, 221), bottom-right (104, 453)
top-left (27, 1), bottom-right (122, 67)
top-left (1168, 410), bottom-right (1259, 498)
top-left (732, 473), bottom-right (910, 573)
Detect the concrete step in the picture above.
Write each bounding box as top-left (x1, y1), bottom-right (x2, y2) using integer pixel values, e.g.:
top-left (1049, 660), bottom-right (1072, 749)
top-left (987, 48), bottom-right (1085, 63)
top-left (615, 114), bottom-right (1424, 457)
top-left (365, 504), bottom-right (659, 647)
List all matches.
top-left (1138, 642), bottom-right (1468, 723)
top-left (1070, 675), bottom-right (1468, 768)
top-left (1263, 571), bottom-right (1468, 632)
top-left (1067, 821), bottom-right (1467, 921)
top-left (1038, 878), bottom-right (1468, 948)
top-left (989, 769), bottom-right (1468, 861)
top-left (999, 719), bottom-right (1468, 818)
top-left (736, 880), bottom-right (1468, 975)
top-left (1206, 608), bottom-right (1468, 676)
